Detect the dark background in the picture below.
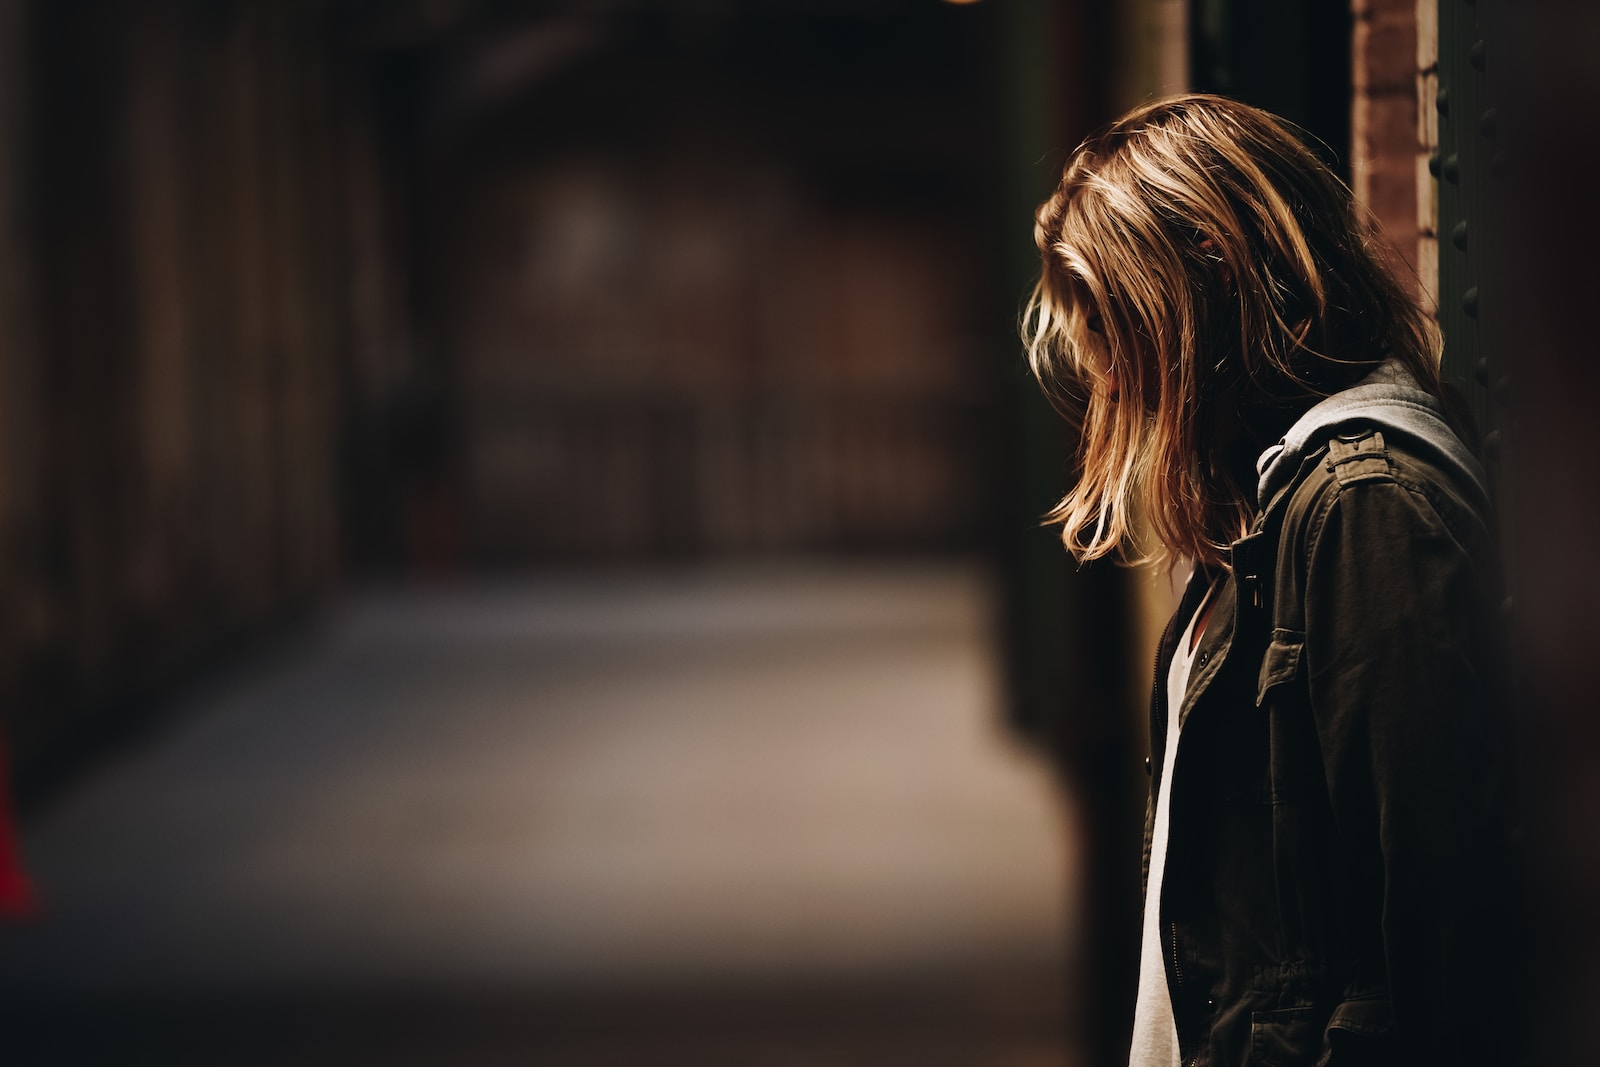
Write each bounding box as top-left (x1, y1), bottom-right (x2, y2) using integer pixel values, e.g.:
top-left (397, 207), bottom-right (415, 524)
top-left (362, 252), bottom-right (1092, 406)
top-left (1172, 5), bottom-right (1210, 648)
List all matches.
top-left (0, 1), bottom-right (1593, 1064)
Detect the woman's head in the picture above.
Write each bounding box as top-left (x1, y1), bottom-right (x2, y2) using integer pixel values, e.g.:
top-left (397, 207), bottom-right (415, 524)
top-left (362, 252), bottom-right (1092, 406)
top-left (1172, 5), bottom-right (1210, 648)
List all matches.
top-left (1025, 93), bottom-right (1440, 570)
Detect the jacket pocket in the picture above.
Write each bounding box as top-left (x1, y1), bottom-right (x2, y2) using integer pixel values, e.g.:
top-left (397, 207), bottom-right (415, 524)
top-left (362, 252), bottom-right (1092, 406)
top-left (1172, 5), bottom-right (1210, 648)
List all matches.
top-left (1255, 630), bottom-right (1304, 707)
top-left (1249, 1004), bottom-right (1321, 1067)
top-left (1313, 995), bottom-right (1397, 1067)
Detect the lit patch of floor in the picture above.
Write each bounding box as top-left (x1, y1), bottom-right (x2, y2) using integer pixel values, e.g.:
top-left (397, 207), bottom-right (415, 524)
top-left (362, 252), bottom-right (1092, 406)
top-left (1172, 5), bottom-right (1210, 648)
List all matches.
top-left (0, 562), bottom-right (1080, 1064)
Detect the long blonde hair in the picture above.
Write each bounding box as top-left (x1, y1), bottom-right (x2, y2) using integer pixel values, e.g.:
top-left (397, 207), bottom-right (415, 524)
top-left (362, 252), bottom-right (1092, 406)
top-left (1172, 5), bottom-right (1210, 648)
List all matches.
top-left (1024, 94), bottom-right (1440, 570)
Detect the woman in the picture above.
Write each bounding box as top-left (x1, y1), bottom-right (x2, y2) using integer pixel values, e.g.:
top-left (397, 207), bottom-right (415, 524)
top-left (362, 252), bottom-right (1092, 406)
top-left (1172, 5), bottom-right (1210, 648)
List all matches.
top-left (1024, 95), bottom-right (1517, 1066)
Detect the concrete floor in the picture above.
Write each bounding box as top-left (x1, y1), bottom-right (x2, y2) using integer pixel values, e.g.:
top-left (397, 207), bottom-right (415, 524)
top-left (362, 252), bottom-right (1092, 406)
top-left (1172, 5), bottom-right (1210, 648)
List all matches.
top-left (0, 562), bottom-right (1080, 1065)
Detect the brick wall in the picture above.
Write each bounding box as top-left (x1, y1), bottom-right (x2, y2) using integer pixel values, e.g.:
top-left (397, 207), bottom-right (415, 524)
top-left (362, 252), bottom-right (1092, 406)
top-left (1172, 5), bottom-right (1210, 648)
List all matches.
top-left (1351, 0), bottom-right (1438, 303)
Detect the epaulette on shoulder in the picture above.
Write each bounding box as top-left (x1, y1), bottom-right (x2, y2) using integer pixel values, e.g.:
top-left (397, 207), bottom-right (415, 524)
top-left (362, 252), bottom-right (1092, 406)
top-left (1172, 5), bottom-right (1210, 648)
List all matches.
top-left (1323, 427), bottom-right (1395, 486)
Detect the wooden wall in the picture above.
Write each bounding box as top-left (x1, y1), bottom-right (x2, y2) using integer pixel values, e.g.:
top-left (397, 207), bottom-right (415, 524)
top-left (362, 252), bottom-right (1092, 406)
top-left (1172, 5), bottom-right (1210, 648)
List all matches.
top-left (1, 0), bottom-right (347, 789)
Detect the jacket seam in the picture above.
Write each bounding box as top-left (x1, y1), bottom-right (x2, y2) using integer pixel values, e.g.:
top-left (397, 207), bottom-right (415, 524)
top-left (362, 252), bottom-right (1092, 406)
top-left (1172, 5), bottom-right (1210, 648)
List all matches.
top-left (1299, 475), bottom-right (1343, 579)
top-left (1390, 468), bottom-right (1486, 564)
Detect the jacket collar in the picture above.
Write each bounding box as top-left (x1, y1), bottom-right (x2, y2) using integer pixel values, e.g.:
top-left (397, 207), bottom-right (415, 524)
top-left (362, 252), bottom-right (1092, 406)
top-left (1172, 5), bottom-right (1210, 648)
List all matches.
top-left (1253, 360), bottom-right (1489, 512)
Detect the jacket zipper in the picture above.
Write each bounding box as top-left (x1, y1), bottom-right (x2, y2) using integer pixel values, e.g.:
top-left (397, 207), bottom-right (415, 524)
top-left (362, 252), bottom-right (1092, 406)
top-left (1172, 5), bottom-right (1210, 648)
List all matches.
top-left (1168, 920), bottom-right (1188, 1062)
top-left (1168, 919), bottom-right (1185, 991)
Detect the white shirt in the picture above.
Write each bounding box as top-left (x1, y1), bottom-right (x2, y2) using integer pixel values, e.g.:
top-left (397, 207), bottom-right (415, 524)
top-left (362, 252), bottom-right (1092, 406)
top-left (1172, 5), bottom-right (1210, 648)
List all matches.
top-left (1129, 580), bottom-right (1216, 1067)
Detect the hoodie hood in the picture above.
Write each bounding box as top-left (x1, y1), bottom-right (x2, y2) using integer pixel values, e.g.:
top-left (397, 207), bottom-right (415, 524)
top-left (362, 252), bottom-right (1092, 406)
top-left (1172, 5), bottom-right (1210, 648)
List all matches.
top-left (1254, 360), bottom-right (1489, 511)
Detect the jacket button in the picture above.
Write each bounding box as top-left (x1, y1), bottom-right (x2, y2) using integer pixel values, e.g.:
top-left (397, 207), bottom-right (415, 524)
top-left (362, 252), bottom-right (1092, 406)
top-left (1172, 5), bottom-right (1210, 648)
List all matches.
top-left (1144, 757), bottom-right (1152, 776)
top-left (1197, 650), bottom-right (1210, 667)
top-left (1206, 997), bottom-right (1216, 1011)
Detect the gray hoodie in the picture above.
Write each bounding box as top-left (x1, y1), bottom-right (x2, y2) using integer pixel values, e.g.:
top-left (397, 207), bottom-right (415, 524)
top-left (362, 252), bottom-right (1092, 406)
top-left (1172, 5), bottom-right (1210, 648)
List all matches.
top-left (1253, 360), bottom-right (1489, 512)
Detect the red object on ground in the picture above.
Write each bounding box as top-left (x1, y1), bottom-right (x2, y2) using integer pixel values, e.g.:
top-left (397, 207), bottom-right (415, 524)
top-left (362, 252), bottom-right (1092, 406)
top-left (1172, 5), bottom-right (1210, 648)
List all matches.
top-left (0, 727), bottom-right (37, 919)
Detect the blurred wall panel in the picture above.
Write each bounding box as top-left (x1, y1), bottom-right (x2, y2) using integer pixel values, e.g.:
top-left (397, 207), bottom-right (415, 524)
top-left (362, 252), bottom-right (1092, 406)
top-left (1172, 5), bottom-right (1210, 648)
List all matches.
top-left (449, 164), bottom-right (983, 561)
top-left (8, 0), bottom-right (344, 794)
top-left (421, 15), bottom-right (996, 565)
top-left (0, 0), bottom-right (40, 742)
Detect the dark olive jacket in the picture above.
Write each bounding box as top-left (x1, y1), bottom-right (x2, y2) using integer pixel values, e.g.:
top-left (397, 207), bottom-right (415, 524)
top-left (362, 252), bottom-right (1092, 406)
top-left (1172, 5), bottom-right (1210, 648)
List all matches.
top-left (1144, 424), bottom-right (1519, 1067)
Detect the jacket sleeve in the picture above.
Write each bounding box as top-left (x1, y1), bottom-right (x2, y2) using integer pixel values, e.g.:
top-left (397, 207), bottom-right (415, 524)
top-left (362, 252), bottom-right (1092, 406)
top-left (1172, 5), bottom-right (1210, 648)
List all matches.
top-left (1300, 473), bottom-right (1516, 1064)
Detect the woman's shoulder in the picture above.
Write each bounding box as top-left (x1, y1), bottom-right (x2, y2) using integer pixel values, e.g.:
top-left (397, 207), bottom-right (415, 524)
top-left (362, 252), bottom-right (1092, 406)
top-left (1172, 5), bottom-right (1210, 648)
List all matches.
top-left (1277, 422), bottom-right (1496, 562)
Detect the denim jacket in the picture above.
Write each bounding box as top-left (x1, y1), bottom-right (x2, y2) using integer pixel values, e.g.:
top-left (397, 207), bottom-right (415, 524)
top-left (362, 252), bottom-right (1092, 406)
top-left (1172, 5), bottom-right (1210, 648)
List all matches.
top-left (1143, 397), bottom-right (1519, 1066)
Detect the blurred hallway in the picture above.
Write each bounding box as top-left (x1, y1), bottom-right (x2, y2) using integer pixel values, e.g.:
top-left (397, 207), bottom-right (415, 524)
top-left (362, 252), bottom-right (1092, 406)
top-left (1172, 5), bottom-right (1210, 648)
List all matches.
top-left (0, 562), bottom-right (1078, 1065)
top-left (0, 0), bottom-right (1594, 1061)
